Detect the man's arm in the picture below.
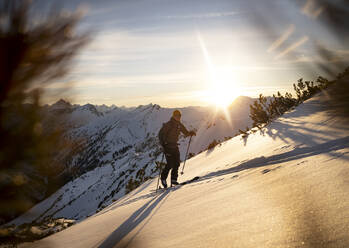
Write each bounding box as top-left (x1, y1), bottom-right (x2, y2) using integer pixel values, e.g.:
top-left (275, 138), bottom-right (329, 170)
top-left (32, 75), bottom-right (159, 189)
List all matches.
top-left (179, 122), bottom-right (196, 137)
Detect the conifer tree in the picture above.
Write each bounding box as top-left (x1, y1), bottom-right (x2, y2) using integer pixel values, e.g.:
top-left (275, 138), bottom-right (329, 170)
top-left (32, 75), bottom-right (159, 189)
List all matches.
top-left (249, 94), bottom-right (269, 128)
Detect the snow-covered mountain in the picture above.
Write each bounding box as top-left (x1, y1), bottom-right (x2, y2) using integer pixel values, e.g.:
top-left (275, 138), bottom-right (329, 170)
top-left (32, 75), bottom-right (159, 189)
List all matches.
top-left (18, 92), bottom-right (349, 248)
top-left (8, 97), bottom-right (254, 224)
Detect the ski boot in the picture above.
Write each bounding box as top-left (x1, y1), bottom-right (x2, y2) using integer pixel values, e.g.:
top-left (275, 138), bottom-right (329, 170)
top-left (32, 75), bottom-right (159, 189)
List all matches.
top-left (161, 178), bottom-right (168, 189)
top-left (171, 180), bottom-right (179, 187)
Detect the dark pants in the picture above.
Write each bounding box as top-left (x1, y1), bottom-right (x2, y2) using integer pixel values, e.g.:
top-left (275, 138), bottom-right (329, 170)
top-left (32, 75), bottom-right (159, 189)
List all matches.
top-left (161, 146), bottom-right (180, 182)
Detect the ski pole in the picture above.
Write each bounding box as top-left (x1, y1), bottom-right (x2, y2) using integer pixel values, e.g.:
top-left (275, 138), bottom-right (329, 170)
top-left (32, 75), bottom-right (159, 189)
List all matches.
top-left (180, 135), bottom-right (192, 175)
top-left (156, 152), bottom-right (165, 192)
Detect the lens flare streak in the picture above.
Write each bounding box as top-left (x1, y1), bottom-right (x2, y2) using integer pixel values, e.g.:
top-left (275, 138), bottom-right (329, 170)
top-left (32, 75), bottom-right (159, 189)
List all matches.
top-left (196, 31), bottom-right (234, 125)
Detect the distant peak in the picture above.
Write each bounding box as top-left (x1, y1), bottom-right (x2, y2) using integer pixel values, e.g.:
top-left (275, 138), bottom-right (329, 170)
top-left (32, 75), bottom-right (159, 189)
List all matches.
top-left (56, 99), bottom-right (71, 104)
top-left (135, 103), bottom-right (153, 110)
top-left (82, 103), bottom-right (94, 108)
top-left (51, 99), bottom-right (72, 108)
top-left (135, 103), bottom-right (161, 112)
top-left (153, 104), bottom-right (161, 110)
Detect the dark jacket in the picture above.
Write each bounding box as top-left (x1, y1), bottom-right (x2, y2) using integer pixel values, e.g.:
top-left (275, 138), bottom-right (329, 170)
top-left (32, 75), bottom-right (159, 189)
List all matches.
top-left (158, 117), bottom-right (190, 148)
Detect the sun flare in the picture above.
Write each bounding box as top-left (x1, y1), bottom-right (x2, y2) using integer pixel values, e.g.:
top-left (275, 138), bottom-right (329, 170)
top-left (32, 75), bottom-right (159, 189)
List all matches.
top-left (197, 32), bottom-right (241, 109)
top-left (205, 67), bottom-right (241, 108)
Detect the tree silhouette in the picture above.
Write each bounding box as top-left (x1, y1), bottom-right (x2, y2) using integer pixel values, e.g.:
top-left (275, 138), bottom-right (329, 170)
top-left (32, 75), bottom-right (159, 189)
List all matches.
top-left (0, 0), bottom-right (89, 223)
top-left (249, 94), bottom-right (269, 128)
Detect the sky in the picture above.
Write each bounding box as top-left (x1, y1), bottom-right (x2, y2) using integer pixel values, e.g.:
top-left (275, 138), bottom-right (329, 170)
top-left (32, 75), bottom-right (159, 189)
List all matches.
top-left (37, 0), bottom-right (348, 107)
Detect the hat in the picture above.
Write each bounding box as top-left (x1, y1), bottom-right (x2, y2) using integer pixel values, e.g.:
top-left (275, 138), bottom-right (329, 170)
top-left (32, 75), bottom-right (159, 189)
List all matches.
top-left (172, 110), bottom-right (181, 117)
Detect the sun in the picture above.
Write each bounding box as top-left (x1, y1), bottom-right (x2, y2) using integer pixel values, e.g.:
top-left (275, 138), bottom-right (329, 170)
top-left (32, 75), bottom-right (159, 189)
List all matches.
top-left (205, 67), bottom-right (241, 108)
top-left (207, 88), bottom-right (238, 108)
top-left (197, 32), bottom-right (240, 109)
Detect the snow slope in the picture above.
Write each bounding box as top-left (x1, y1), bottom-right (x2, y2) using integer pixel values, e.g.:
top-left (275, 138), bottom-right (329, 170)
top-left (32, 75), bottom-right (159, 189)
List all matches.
top-left (21, 94), bottom-right (349, 247)
top-left (7, 97), bottom-right (253, 225)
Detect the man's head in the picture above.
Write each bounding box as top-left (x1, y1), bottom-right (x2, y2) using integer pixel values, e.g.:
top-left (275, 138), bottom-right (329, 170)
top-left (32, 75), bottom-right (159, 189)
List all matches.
top-left (172, 110), bottom-right (181, 121)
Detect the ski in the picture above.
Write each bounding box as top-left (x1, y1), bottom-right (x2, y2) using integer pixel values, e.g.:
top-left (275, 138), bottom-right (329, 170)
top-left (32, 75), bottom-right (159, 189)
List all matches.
top-left (152, 176), bottom-right (200, 193)
top-left (171, 176), bottom-right (201, 187)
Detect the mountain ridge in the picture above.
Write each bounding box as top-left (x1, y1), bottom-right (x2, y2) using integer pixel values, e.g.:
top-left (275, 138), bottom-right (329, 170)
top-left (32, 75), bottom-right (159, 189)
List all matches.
top-left (8, 96), bottom-right (255, 225)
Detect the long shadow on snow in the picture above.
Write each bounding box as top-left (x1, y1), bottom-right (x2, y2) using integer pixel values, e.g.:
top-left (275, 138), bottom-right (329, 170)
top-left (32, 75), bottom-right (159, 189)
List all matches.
top-left (200, 136), bottom-right (349, 181)
top-left (263, 120), bottom-right (349, 161)
top-left (243, 97), bottom-right (349, 150)
top-left (96, 136), bottom-right (349, 213)
top-left (94, 180), bottom-right (154, 218)
top-left (97, 181), bottom-right (173, 216)
top-left (281, 98), bottom-right (326, 119)
top-left (98, 190), bottom-right (170, 248)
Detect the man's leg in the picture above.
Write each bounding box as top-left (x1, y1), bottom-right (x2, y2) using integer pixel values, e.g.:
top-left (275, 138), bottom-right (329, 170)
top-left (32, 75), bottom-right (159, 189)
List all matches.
top-left (170, 148), bottom-right (180, 184)
top-left (161, 152), bottom-right (172, 182)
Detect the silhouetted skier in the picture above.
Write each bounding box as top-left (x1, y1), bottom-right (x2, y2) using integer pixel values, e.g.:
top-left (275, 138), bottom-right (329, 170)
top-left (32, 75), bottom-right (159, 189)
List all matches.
top-left (158, 110), bottom-right (196, 188)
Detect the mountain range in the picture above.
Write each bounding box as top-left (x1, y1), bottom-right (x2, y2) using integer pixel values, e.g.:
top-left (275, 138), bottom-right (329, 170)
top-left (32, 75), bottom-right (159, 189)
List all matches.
top-left (9, 96), bottom-right (254, 224)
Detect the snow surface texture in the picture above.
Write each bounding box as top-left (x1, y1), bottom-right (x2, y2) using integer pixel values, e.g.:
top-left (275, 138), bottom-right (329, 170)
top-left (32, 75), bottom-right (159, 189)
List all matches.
top-left (19, 93), bottom-right (349, 247)
top-left (8, 97), bottom-right (253, 225)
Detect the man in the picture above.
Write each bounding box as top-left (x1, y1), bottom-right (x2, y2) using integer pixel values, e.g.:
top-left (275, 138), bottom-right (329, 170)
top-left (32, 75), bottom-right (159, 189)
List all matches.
top-left (158, 110), bottom-right (196, 188)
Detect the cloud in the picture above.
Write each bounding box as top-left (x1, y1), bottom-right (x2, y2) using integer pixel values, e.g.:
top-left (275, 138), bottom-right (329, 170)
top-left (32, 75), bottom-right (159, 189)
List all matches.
top-left (323, 49), bottom-right (349, 63)
top-left (283, 49), bottom-right (349, 64)
top-left (67, 89), bottom-right (207, 107)
top-left (70, 27), bottom-right (259, 81)
top-left (76, 30), bottom-right (199, 63)
top-left (44, 71), bottom-right (203, 92)
top-left (116, 89), bottom-right (211, 107)
top-left (163, 11), bottom-right (239, 20)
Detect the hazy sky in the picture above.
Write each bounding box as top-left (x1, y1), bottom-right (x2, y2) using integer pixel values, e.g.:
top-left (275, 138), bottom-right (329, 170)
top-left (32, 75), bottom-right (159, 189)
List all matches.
top-left (38, 0), bottom-right (348, 107)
